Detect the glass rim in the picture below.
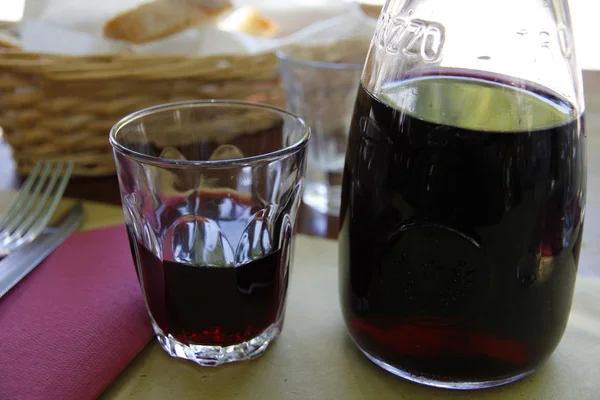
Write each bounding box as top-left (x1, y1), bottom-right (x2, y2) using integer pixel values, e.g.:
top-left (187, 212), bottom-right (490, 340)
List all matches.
top-left (109, 100), bottom-right (311, 168)
top-left (275, 48), bottom-right (364, 71)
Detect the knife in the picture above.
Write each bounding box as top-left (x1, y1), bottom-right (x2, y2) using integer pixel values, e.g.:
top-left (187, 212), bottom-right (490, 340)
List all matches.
top-left (0, 203), bottom-right (84, 298)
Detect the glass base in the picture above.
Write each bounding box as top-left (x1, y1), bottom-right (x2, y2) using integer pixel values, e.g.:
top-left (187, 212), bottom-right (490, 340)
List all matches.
top-left (152, 320), bottom-right (281, 367)
top-left (353, 339), bottom-right (537, 390)
top-left (303, 182), bottom-right (341, 216)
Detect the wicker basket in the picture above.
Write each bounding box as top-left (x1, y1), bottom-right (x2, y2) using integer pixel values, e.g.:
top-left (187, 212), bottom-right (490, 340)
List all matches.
top-left (0, 39), bottom-right (368, 177)
top-left (0, 50), bottom-right (283, 176)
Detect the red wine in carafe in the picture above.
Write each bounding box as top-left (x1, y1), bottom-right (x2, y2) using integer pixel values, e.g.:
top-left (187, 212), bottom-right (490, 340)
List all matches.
top-left (339, 74), bottom-right (585, 382)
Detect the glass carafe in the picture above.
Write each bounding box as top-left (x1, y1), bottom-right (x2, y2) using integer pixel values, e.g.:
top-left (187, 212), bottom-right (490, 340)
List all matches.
top-left (339, 0), bottom-right (586, 389)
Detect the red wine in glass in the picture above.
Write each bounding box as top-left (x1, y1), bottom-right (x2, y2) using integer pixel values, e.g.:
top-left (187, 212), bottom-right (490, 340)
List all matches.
top-left (127, 191), bottom-right (289, 347)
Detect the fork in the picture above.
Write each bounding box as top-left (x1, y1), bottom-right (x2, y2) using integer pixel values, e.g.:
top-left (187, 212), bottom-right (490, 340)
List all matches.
top-left (0, 160), bottom-right (74, 256)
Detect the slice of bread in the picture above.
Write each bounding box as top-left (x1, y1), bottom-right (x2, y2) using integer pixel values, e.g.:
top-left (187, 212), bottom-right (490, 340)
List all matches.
top-left (358, 2), bottom-right (383, 19)
top-left (218, 6), bottom-right (279, 38)
top-left (103, 0), bottom-right (232, 44)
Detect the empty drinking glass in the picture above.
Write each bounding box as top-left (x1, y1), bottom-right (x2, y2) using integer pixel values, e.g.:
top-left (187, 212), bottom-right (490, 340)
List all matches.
top-left (278, 40), bottom-right (369, 216)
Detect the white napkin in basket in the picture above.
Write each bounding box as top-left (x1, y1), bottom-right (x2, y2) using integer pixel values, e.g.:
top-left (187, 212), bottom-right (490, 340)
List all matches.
top-left (19, 0), bottom-right (368, 56)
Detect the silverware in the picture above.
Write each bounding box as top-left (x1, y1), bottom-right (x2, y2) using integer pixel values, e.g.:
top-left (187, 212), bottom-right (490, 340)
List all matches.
top-left (0, 203), bottom-right (83, 298)
top-left (0, 160), bottom-right (74, 256)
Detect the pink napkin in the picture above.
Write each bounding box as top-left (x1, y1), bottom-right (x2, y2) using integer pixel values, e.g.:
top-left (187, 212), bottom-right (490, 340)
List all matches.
top-left (0, 224), bottom-right (154, 400)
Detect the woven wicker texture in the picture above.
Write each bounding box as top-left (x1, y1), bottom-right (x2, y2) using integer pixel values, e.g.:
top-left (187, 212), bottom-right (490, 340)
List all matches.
top-left (0, 39), bottom-right (365, 177)
top-left (0, 51), bottom-right (282, 176)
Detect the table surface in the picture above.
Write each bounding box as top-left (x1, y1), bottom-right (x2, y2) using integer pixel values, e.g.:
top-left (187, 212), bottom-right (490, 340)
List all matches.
top-left (15, 196), bottom-right (592, 400)
top-left (2, 71), bottom-right (600, 398)
top-left (0, 193), bottom-right (598, 400)
top-left (100, 234), bottom-right (600, 400)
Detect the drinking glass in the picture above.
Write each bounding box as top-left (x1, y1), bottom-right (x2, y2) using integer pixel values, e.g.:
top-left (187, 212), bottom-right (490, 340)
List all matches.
top-left (278, 41), bottom-right (368, 216)
top-left (110, 100), bottom-right (309, 366)
top-left (339, 0), bottom-right (586, 389)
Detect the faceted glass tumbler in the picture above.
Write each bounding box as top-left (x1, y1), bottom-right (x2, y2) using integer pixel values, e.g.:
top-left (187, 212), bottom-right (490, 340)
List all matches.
top-left (110, 100), bottom-right (309, 366)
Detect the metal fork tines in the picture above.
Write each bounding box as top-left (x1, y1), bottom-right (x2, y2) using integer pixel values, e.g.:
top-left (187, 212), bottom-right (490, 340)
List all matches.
top-left (0, 160), bottom-right (74, 256)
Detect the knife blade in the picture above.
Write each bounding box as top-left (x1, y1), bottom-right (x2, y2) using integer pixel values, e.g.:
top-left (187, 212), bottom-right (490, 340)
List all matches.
top-left (0, 203), bottom-right (84, 298)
